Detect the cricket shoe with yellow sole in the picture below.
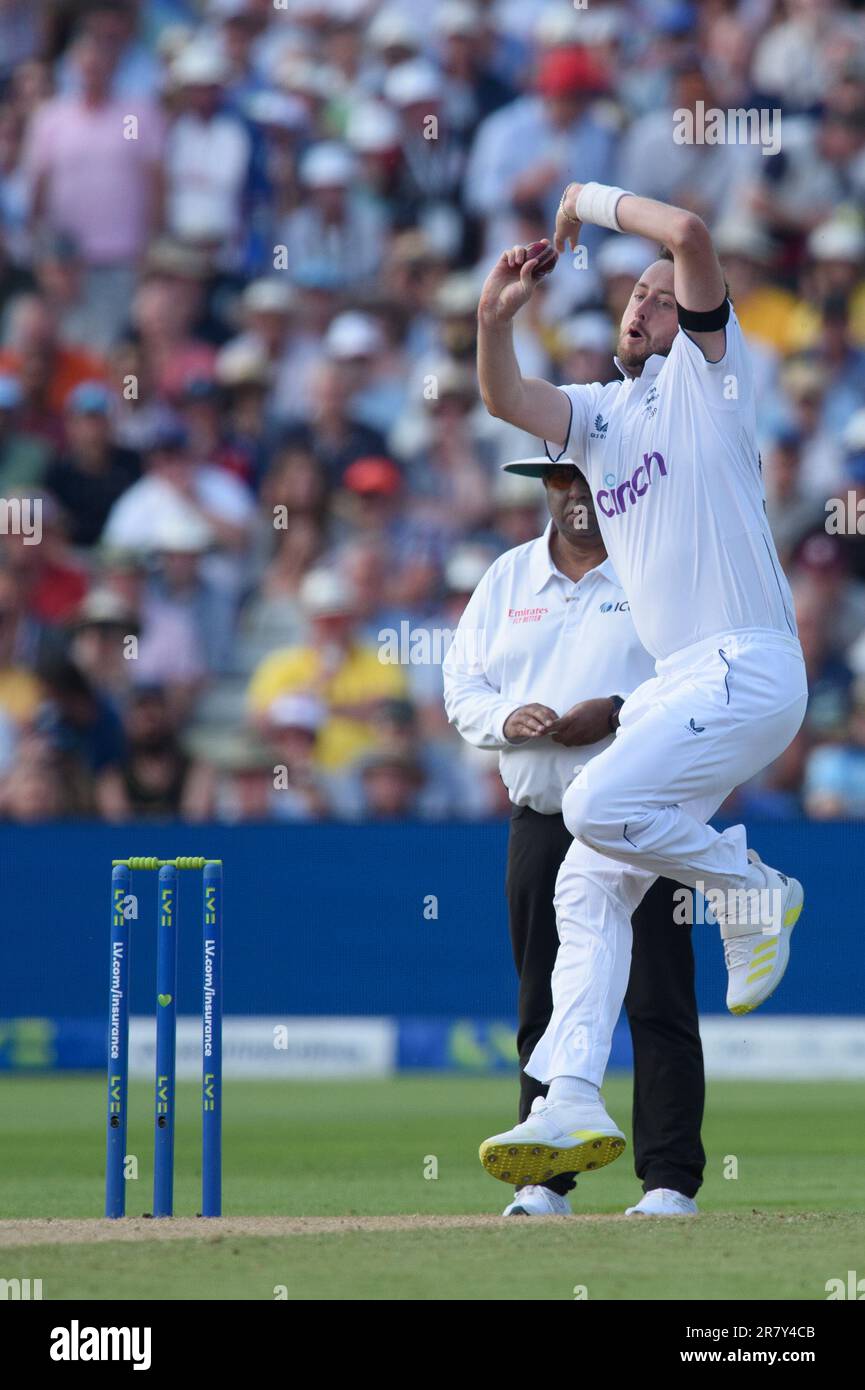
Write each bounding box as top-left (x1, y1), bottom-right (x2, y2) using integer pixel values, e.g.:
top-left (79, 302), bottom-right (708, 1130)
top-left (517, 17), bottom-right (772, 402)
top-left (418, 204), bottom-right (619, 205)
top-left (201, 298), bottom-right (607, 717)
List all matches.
top-left (721, 850), bottom-right (803, 1016)
top-left (480, 1095), bottom-right (625, 1188)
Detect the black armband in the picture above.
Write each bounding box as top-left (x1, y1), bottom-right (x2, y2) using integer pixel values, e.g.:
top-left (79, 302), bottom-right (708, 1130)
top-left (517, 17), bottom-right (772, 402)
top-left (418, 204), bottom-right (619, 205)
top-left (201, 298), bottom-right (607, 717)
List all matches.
top-left (675, 297), bottom-right (730, 332)
top-left (608, 695), bottom-right (625, 732)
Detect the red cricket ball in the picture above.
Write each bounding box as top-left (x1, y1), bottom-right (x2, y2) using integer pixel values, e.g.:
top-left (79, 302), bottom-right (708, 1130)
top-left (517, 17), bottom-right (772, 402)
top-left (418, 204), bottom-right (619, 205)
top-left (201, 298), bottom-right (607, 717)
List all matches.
top-left (525, 240), bottom-right (558, 279)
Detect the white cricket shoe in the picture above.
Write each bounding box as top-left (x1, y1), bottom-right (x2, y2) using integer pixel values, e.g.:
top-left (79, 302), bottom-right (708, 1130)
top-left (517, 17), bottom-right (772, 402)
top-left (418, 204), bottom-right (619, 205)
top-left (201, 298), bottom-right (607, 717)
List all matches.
top-left (502, 1184), bottom-right (572, 1217)
top-left (625, 1188), bottom-right (698, 1216)
top-left (480, 1094), bottom-right (626, 1188)
top-left (721, 851), bottom-right (803, 1015)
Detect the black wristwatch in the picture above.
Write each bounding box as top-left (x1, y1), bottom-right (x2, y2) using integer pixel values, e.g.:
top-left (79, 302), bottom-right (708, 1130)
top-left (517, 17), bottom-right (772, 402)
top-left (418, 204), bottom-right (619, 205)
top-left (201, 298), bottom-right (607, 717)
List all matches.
top-left (608, 695), bottom-right (625, 732)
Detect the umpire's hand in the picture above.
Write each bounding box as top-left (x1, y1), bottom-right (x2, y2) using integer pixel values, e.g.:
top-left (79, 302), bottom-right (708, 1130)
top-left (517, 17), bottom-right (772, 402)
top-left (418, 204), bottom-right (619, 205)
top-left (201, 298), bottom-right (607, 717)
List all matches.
top-left (548, 698), bottom-right (616, 746)
top-left (503, 704), bottom-right (559, 741)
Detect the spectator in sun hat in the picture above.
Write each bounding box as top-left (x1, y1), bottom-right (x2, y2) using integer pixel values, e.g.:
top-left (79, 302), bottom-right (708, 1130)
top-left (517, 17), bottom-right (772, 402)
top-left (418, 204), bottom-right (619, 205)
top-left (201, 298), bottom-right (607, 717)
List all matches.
top-left (354, 746), bottom-right (427, 820)
top-left (164, 41), bottom-right (252, 258)
top-left (244, 87), bottom-right (309, 227)
top-left (247, 563), bottom-right (408, 771)
top-left (379, 229), bottom-right (448, 361)
top-left (323, 309), bottom-right (407, 435)
top-left (464, 45), bottom-right (616, 259)
top-left (302, 359), bottom-right (389, 484)
top-left (183, 724), bottom-right (277, 823)
top-left (219, 276), bottom-right (317, 425)
top-left (278, 141), bottom-right (386, 288)
top-left (140, 234), bottom-right (230, 352)
top-left (44, 382), bottom-right (140, 548)
top-left (555, 311), bottom-right (616, 389)
top-left (68, 585), bottom-right (141, 703)
top-left (258, 691), bottom-right (332, 821)
top-left (384, 58), bottom-right (465, 206)
top-left (142, 508), bottom-right (243, 681)
top-left (345, 99), bottom-right (420, 230)
top-left (334, 694), bottom-right (466, 821)
top-left (801, 217), bottom-right (865, 351)
top-left (365, 6), bottom-right (422, 78)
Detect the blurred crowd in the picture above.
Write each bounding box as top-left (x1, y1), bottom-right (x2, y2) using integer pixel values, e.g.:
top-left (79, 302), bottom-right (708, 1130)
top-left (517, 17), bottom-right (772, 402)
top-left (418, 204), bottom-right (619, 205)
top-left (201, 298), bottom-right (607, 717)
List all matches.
top-left (1, 0), bottom-right (865, 823)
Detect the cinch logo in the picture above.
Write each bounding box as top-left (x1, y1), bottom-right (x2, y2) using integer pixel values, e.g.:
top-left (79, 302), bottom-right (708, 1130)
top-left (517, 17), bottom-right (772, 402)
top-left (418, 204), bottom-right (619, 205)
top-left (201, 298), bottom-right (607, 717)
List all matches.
top-left (590, 414), bottom-right (609, 440)
top-left (596, 451), bottom-right (668, 518)
top-left (600, 601), bottom-right (630, 612)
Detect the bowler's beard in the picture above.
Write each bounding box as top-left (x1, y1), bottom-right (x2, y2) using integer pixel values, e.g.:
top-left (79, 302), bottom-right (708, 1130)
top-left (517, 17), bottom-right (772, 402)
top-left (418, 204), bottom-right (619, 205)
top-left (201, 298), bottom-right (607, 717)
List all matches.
top-left (616, 333), bottom-right (673, 372)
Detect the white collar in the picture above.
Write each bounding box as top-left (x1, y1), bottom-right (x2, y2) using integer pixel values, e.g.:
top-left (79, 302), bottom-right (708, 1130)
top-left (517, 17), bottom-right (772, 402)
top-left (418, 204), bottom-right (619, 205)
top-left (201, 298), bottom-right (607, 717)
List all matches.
top-left (528, 522), bottom-right (619, 594)
top-left (613, 352), bottom-right (666, 382)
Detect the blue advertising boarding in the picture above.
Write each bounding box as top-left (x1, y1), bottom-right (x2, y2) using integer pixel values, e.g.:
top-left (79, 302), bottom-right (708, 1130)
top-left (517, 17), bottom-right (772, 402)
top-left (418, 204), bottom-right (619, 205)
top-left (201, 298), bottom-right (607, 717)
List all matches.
top-left (0, 819), bottom-right (861, 1069)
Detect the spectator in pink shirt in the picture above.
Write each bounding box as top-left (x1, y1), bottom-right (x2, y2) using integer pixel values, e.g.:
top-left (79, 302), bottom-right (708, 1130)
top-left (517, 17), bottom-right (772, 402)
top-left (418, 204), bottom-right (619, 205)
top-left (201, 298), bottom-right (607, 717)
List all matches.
top-left (22, 29), bottom-right (164, 346)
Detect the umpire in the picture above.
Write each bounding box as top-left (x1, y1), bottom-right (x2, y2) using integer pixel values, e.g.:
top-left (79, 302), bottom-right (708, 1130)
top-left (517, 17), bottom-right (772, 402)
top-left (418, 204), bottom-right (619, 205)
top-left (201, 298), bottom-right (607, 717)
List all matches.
top-left (443, 458), bottom-right (705, 1216)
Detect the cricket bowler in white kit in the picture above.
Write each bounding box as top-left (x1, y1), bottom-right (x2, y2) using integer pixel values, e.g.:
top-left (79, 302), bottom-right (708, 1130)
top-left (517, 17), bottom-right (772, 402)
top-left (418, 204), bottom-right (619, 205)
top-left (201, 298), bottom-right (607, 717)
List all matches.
top-left (475, 183), bottom-right (809, 1190)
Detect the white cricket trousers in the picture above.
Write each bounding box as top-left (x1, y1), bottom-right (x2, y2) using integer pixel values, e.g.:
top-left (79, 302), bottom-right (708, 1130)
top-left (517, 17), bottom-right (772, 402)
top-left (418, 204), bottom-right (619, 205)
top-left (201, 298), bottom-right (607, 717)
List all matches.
top-left (526, 629), bottom-right (808, 1086)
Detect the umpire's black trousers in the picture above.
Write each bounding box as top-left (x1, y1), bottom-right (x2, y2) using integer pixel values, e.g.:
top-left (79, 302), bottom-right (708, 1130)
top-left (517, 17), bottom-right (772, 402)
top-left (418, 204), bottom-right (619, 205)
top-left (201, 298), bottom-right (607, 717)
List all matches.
top-left (506, 803), bottom-right (705, 1197)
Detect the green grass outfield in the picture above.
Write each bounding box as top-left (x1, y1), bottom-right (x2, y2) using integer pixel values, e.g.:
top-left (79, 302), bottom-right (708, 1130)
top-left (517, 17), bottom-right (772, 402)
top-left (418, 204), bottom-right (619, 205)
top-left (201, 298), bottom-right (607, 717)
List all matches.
top-left (1, 1074), bottom-right (863, 1300)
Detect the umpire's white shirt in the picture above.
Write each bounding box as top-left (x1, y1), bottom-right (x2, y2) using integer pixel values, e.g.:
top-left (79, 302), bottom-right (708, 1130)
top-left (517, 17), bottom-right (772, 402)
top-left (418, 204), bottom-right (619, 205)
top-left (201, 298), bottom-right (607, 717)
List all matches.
top-left (442, 523), bottom-right (655, 814)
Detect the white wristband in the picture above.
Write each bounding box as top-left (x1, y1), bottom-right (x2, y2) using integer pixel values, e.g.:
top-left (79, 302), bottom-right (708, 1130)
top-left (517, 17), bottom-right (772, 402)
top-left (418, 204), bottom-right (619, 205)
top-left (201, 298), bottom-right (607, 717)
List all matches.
top-left (574, 182), bottom-right (630, 232)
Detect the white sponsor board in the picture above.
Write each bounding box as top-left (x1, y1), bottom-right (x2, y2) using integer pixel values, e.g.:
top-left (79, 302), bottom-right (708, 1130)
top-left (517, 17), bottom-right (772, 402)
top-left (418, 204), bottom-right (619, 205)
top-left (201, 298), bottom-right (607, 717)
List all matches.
top-left (129, 1016), bottom-right (396, 1079)
top-left (126, 1014), bottom-right (865, 1080)
top-left (700, 1016), bottom-right (865, 1079)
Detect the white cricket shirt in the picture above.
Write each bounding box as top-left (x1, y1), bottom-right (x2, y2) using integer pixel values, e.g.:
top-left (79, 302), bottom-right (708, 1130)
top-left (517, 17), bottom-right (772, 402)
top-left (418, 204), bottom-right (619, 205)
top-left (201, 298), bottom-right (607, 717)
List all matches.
top-left (442, 524), bottom-right (656, 814)
top-left (544, 310), bottom-right (798, 662)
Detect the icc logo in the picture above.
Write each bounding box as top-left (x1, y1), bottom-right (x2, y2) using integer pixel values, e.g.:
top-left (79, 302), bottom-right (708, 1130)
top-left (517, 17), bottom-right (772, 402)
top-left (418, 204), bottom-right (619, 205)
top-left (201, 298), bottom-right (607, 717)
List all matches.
top-left (600, 601), bottom-right (630, 613)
